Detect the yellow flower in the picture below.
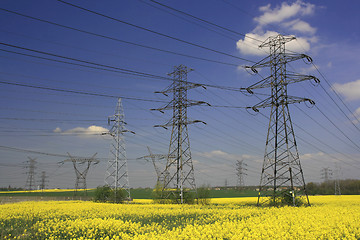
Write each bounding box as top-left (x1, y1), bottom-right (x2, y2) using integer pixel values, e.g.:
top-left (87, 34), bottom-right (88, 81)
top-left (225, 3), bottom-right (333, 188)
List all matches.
top-left (0, 196), bottom-right (359, 239)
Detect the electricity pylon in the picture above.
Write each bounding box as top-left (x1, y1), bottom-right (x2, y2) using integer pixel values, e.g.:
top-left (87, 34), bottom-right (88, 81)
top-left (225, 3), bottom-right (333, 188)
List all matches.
top-left (236, 160), bottom-right (247, 189)
top-left (25, 157), bottom-right (37, 190)
top-left (334, 163), bottom-right (341, 195)
top-left (61, 153), bottom-right (98, 195)
top-left (137, 146), bottom-right (169, 185)
top-left (244, 34), bottom-right (319, 206)
top-left (39, 171), bottom-right (48, 190)
top-left (321, 167), bottom-right (332, 183)
top-left (152, 65), bottom-right (209, 203)
top-left (104, 98), bottom-right (135, 200)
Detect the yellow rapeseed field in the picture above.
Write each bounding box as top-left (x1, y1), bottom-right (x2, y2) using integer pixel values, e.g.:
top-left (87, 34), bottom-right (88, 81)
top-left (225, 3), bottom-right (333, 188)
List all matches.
top-left (1, 195), bottom-right (359, 239)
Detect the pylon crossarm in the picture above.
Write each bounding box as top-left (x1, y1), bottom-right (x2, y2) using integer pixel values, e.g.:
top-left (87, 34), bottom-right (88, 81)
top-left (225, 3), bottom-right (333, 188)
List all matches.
top-left (186, 100), bottom-right (210, 107)
top-left (243, 75), bottom-right (273, 93)
top-left (249, 96), bottom-right (315, 111)
top-left (151, 100), bottom-right (174, 112)
top-left (259, 35), bottom-right (296, 48)
top-left (247, 97), bottom-right (273, 112)
top-left (286, 74), bottom-right (319, 84)
top-left (284, 96), bottom-right (315, 105)
top-left (159, 83), bottom-right (205, 94)
top-left (245, 74), bottom-right (319, 93)
top-left (245, 55), bottom-right (271, 73)
top-left (248, 53), bottom-right (311, 70)
top-left (283, 53), bottom-right (313, 63)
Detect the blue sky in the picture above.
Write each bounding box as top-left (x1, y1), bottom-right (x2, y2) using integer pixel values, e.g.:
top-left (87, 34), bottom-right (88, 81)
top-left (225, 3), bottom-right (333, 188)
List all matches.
top-left (0, 0), bottom-right (359, 189)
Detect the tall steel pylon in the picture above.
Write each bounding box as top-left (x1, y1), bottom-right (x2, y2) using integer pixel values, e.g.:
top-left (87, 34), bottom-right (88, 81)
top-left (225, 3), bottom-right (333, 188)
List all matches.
top-left (321, 167), bottom-right (332, 183)
top-left (236, 160), bottom-right (247, 189)
top-left (25, 157), bottom-right (37, 190)
top-left (39, 171), bottom-right (48, 190)
top-left (61, 153), bottom-right (99, 195)
top-left (137, 146), bottom-right (168, 185)
top-left (245, 34), bottom-right (319, 206)
top-left (152, 65), bottom-right (208, 203)
top-left (334, 163), bottom-right (341, 195)
top-left (105, 98), bottom-right (134, 200)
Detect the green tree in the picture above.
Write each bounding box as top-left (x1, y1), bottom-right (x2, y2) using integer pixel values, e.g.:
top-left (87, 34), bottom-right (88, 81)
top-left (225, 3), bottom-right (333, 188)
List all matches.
top-left (93, 186), bottom-right (125, 203)
top-left (197, 185), bottom-right (211, 205)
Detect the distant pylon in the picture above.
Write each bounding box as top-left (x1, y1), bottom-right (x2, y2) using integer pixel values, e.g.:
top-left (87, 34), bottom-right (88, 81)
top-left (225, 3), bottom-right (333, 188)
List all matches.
top-left (244, 34), bottom-right (320, 206)
top-left (104, 98), bottom-right (135, 200)
top-left (321, 167), bottom-right (332, 183)
top-left (25, 157), bottom-right (37, 190)
top-left (334, 163), bottom-right (341, 195)
top-left (61, 153), bottom-right (99, 195)
top-left (236, 160), bottom-right (247, 189)
top-left (39, 171), bottom-right (48, 190)
top-left (152, 65), bottom-right (209, 203)
top-left (137, 147), bottom-right (168, 185)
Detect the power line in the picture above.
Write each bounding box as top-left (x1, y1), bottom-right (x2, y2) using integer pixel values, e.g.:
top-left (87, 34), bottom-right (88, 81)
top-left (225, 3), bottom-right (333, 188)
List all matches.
top-left (57, 0), bottom-right (256, 64)
top-left (0, 145), bottom-right (72, 158)
top-left (147, 0), bottom-right (263, 44)
top-left (0, 117), bottom-right (103, 122)
top-left (0, 79), bottom-right (167, 103)
top-left (294, 105), bottom-right (360, 155)
top-left (0, 43), bottom-right (251, 92)
top-left (315, 105), bottom-right (360, 151)
top-left (1, 29), bottom-right (173, 69)
top-left (0, 42), bottom-right (174, 81)
top-left (257, 110), bottom-right (360, 170)
top-left (0, 77), bottom-right (249, 110)
top-left (313, 64), bottom-right (360, 133)
top-left (137, 0), bottom-right (239, 41)
top-left (293, 120), bottom-right (360, 165)
top-left (0, 145), bottom-right (145, 161)
top-left (0, 8), bottom-right (239, 67)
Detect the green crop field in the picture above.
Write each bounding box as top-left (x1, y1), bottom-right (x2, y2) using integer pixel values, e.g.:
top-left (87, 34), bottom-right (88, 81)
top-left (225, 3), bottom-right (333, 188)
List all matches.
top-left (0, 187), bottom-right (258, 203)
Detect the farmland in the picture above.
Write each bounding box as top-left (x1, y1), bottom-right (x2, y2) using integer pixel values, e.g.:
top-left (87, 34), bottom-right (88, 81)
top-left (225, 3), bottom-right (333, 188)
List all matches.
top-left (1, 195), bottom-right (359, 239)
top-left (0, 188), bottom-right (259, 203)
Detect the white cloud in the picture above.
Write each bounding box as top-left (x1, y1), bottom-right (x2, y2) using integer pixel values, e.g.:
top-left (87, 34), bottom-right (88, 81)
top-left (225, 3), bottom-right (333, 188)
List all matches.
top-left (197, 150), bottom-right (239, 160)
top-left (236, 1), bottom-right (316, 57)
top-left (283, 19), bottom-right (316, 34)
top-left (352, 107), bottom-right (360, 124)
top-left (299, 64), bottom-right (318, 74)
top-left (255, 0), bottom-right (315, 27)
top-left (53, 127), bottom-right (61, 133)
top-left (196, 150), bottom-right (260, 163)
top-left (355, 107), bottom-right (360, 116)
top-left (236, 31), bottom-right (310, 56)
top-left (332, 79), bottom-right (360, 101)
top-left (54, 125), bottom-right (109, 138)
top-left (301, 151), bottom-right (325, 161)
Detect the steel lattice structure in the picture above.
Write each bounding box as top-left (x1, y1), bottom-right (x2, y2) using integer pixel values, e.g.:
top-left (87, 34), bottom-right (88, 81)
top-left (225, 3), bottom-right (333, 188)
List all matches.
top-left (105, 98), bottom-right (134, 200)
top-left (39, 171), bottom-right (48, 190)
top-left (321, 167), bottom-right (332, 183)
top-left (61, 153), bottom-right (98, 195)
top-left (152, 65), bottom-right (208, 203)
top-left (236, 160), bottom-right (247, 189)
top-left (245, 35), bottom-right (319, 206)
top-left (25, 157), bottom-right (37, 190)
top-left (334, 163), bottom-right (341, 195)
top-left (137, 147), bottom-right (168, 185)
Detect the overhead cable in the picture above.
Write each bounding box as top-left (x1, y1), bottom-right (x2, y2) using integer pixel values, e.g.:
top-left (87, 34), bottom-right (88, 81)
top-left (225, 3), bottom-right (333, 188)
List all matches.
top-left (0, 8), bottom-right (239, 67)
top-left (56, 0), bottom-right (256, 63)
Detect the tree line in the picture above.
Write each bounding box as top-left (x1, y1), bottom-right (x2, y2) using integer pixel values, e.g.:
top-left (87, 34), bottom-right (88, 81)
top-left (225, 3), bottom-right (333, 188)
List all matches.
top-left (306, 179), bottom-right (360, 195)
